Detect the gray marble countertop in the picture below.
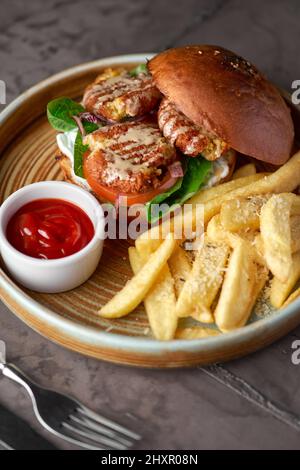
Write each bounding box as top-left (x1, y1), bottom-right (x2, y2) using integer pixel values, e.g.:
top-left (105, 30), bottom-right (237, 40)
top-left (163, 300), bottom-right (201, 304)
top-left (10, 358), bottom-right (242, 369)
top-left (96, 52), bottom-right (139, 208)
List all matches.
top-left (1, 0), bottom-right (300, 450)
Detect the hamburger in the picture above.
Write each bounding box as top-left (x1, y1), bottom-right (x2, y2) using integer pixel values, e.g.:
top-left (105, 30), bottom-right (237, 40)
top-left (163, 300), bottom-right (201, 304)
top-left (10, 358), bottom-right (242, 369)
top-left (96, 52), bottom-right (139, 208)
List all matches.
top-left (48, 45), bottom-right (294, 222)
top-left (150, 45), bottom-right (294, 165)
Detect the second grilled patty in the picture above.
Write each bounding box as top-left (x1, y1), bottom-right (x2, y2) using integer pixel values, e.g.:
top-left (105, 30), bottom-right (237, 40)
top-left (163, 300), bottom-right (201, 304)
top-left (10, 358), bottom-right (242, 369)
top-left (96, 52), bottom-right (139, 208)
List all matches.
top-left (158, 98), bottom-right (229, 160)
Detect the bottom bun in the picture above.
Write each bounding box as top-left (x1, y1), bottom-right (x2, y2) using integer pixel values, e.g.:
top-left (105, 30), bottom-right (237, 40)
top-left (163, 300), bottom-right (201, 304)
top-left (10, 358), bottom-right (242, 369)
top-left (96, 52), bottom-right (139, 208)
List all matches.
top-left (55, 150), bottom-right (88, 189)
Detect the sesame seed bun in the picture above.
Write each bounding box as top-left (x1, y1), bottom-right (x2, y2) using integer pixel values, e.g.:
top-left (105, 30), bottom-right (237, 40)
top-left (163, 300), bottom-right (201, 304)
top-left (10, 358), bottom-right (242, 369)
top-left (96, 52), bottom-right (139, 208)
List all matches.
top-left (149, 45), bottom-right (294, 165)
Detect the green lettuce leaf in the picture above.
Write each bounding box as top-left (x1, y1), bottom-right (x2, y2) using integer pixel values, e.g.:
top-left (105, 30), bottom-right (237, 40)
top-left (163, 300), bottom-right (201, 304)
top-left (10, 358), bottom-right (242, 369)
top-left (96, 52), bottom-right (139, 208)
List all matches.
top-left (47, 97), bottom-right (100, 178)
top-left (73, 120), bottom-right (100, 178)
top-left (73, 132), bottom-right (87, 178)
top-left (129, 63), bottom-right (148, 77)
top-left (146, 157), bottom-right (212, 223)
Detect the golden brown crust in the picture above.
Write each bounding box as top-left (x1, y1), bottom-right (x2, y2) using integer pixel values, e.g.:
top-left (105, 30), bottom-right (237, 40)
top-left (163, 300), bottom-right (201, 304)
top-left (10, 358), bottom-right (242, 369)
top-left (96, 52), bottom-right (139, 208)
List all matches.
top-left (83, 119), bottom-right (177, 193)
top-left (158, 97), bottom-right (229, 159)
top-left (55, 150), bottom-right (77, 185)
top-left (149, 45), bottom-right (294, 165)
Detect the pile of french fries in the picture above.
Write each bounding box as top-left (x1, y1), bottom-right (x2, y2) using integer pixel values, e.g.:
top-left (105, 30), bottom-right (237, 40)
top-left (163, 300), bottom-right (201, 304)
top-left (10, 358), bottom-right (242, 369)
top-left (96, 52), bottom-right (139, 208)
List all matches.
top-left (99, 152), bottom-right (300, 340)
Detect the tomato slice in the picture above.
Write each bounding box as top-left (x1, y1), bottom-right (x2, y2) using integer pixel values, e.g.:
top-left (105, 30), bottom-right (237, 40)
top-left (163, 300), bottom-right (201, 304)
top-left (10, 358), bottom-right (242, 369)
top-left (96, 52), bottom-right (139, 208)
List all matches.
top-left (83, 153), bottom-right (179, 206)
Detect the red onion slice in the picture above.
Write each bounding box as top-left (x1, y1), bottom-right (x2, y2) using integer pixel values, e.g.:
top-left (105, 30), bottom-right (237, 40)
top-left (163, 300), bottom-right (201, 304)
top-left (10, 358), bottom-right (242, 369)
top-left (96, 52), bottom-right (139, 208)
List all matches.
top-left (79, 112), bottom-right (99, 124)
top-left (72, 115), bottom-right (86, 136)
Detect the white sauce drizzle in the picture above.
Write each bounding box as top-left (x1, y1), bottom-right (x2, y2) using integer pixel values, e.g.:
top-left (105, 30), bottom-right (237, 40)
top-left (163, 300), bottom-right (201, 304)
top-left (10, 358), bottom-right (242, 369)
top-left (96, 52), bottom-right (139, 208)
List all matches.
top-left (57, 130), bottom-right (229, 192)
top-left (83, 73), bottom-right (153, 115)
top-left (84, 124), bottom-right (162, 182)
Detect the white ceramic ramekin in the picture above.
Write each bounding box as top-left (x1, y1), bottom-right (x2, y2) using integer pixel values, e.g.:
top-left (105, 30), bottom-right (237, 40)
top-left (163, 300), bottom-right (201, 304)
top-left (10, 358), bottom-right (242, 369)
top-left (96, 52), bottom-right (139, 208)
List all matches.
top-left (0, 181), bottom-right (105, 293)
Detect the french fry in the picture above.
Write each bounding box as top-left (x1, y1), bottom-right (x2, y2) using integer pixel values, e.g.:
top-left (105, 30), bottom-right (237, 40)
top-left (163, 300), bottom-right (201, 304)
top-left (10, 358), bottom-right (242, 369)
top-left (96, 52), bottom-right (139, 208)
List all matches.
top-left (290, 197), bottom-right (300, 216)
top-left (253, 234), bottom-right (264, 259)
top-left (207, 214), bottom-right (231, 243)
top-left (189, 173), bottom-right (267, 205)
top-left (116, 151), bottom-right (300, 338)
top-left (214, 239), bottom-right (259, 332)
top-left (135, 173), bottom-right (267, 256)
top-left (175, 327), bottom-right (220, 340)
top-left (254, 264), bottom-right (269, 296)
top-left (203, 150), bottom-right (300, 226)
top-left (207, 214), bottom-right (265, 265)
top-left (129, 247), bottom-right (177, 340)
top-left (281, 286), bottom-right (300, 309)
top-left (99, 233), bottom-right (177, 318)
top-left (135, 204), bottom-right (201, 257)
top-left (171, 240), bottom-right (214, 324)
top-left (236, 229), bottom-right (259, 244)
top-left (236, 151), bottom-right (300, 194)
top-left (137, 151), bottom-right (300, 258)
top-left (168, 246), bottom-right (191, 297)
top-left (175, 239), bottom-right (230, 320)
top-left (270, 251), bottom-right (300, 308)
top-left (260, 194), bottom-right (295, 282)
top-left (235, 263), bottom-right (269, 328)
top-left (220, 195), bottom-right (270, 232)
top-left (233, 163), bottom-right (256, 179)
top-left (254, 224), bottom-right (300, 266)
top-left (193, 310), bottom-right (215, 324)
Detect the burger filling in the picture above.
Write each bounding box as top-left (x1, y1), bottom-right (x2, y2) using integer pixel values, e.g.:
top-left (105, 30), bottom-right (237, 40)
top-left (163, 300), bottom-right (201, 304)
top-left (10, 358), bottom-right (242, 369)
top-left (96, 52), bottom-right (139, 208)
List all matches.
top-left (49, 64), bottom-right (235, 221)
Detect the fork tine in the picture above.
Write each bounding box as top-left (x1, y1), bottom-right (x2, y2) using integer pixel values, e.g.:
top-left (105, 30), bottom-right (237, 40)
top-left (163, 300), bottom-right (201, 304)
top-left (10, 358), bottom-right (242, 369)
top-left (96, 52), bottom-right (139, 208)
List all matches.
top-left (53, 431), bottom-right (104, 451)
top-left (0, 358), bottom-right (141, 450)
top-left (78, 405), bottom-right (141, 440)
top-left (70, 414), bottom-right (133, 447)
top-left (62, 421), bottom-right (128, 450)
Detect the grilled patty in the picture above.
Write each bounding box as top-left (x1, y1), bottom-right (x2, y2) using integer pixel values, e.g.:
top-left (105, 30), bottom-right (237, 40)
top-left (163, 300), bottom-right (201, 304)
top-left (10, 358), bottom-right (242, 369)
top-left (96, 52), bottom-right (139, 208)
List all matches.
top-left (83, 119), bottom-right (177, 193)
top-left (158, 98), bottom-right (229, 160)
top-left (82, 67), bottom-right (161, 122)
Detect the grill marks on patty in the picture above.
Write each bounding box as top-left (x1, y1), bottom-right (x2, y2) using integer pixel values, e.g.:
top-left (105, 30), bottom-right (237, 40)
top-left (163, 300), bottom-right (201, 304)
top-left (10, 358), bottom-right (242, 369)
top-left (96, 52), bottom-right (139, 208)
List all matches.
top-left (158, 98), bottom-right (229, 160)
top-left (83, 120), bottom-right (177, 193)
top-left (82, 68), bottom-right (161, 122)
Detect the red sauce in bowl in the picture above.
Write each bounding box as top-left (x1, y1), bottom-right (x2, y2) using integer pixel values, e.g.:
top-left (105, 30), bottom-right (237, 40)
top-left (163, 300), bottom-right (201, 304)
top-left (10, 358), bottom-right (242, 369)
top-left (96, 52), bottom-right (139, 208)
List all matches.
top-left (6, 198), bottom-right (94, 260)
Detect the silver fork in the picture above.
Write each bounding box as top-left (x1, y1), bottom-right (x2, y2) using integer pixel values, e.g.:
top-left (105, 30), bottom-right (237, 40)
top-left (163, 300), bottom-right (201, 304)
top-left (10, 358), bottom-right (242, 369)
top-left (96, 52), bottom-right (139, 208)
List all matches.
top-left (0, 341), bottom-right (141, 450)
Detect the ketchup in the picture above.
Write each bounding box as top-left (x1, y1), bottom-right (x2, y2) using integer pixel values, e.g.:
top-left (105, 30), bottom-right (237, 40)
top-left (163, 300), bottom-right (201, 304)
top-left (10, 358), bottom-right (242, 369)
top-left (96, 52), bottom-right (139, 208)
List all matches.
top-left (6, 199), bottom-right (94, 260)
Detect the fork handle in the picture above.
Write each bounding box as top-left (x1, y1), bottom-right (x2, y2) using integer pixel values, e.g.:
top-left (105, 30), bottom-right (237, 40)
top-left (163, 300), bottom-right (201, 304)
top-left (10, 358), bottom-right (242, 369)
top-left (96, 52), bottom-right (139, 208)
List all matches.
top-left (0, 362), bottom-right (39, 399)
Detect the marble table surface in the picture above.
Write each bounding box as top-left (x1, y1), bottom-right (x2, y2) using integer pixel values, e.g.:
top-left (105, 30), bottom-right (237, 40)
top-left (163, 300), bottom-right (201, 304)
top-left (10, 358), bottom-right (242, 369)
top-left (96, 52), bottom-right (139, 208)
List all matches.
top-left (1, 0), bottom-right (300, 450)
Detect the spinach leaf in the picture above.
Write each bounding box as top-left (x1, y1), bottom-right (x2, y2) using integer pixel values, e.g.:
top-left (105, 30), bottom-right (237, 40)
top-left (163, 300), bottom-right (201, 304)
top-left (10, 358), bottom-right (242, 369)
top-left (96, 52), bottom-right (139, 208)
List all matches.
top-left (47, 97), bottom-right (85, 132)
top-left (170, 157), bottom-right (212, 205)
top-left (74, 131), bottom-right (88, 178)
top-left (73, 121), bottom-right (100, 178)
top-left (129, 63), bottom-right (148, 77)
top-left (147, 177), bottom-right (183, 206)
top-left (82, 120), bottom-right (99, 134)
top-left (47, 97), bottom-right (100, 177)
top-left (146, 157), bottom-right (212, 223)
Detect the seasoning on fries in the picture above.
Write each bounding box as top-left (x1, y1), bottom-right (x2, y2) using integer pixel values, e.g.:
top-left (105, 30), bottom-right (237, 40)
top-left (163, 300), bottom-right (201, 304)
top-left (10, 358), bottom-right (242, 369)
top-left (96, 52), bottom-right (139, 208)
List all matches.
top-left (99, 151), bottom-right (300, 340)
